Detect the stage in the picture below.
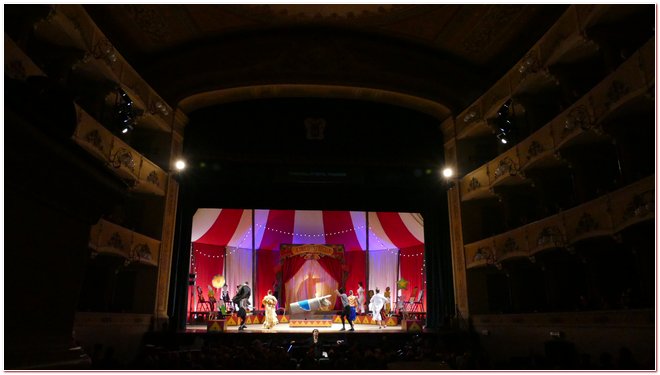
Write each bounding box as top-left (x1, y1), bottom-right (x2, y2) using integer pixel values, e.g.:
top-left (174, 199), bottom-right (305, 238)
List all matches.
top-left (185, 312), bottom-right (424, 334)
top-left (187, 321), bottom-right (404, 333)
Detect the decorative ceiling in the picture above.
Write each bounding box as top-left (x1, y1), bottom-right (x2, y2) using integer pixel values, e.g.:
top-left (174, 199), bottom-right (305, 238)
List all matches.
top-left (84, 4), bottom-right (567, 115)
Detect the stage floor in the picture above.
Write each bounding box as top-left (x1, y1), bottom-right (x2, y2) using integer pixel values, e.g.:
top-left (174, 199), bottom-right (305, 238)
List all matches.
top-left (186, 322), bottom-right (403, 333)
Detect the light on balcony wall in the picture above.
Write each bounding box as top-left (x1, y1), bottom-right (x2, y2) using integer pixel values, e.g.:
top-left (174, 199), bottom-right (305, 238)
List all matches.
top-left (175, 160), bottom-right (186, 171)
top-left (442, 167), bottom-right (454, 178)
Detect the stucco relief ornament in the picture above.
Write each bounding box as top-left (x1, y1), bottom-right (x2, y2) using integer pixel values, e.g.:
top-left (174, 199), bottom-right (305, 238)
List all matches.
top-left (147, 171), bottom-right (160, 187)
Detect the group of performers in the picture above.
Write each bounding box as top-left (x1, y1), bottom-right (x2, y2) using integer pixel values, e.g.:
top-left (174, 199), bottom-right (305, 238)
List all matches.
top-left (336, 282), bottom-right (391, 330)
top-left (225, 280), bottom-right (391, 331)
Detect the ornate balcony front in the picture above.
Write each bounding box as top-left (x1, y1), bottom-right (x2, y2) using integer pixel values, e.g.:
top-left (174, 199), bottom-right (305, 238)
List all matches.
top-left (73, 105), bottom-right (115, 163)
top-left (5, 34), bottom-right (47, 80)
top-left (526, 215), bottom-right (567, 256)
top-left (563, 195), bottom-right (613, 244)
top-left (609, 175), bottom-right (654, 233)
top-left (460, 164), bottom-right (495, 202)
top-left (32, 5), bottom-right (174, 132)
top-left (590, 43), bottom-right (650, 126)
top-left (519, 123), bottom-right (562, 171)
top-left (89, 219), bottom-right (132, 258)
top-left (482, 76), bottom-right (512, 120)
top-left (551, 95), bottom-right (604, 150)
top-left (488, 147), bottom-right (526, 188)
top-left (456, 101), bottom-right (491, 139)
top-left (541, 6), bottom-right (600, 67)
top-left (89, 219), bottom-right (160, 266)
top-left (72, 105), bottom-right (167, 196)
top-left (465, 238), bottom-right (496, 270)
top-left (493, 227), bottom-right (529, 263)
top-left (509, 46), bottom-right (559, 96)
top-left (131, 232), bottom-right (161, 267)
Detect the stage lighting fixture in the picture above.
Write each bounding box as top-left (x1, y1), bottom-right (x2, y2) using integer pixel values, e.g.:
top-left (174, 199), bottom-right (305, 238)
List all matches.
top-left (494, 99), bottom-right (514, 145)
top-left (115, 88), bottom-right (142, 137)
top-left (121, 124), bottom-right (134, 134)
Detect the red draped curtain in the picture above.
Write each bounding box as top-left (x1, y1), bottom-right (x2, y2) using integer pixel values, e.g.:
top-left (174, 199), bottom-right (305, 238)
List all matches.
top-left (399, 246), bottom-right (426, 309)
top-left (317, 256), bottom-right (342, 286)
top-left (189, 243), bottom-right (225, 315)
top-left (256, 249), bottom-right (280, 307)
top-left (343, 250), bottom-right (366, 293)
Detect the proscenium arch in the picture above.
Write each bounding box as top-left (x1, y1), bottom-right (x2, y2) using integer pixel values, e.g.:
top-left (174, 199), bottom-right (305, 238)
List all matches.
top-left (178, 84), bottom-right (453, 122)
top-left (170, 85), bottom-right (454, 331)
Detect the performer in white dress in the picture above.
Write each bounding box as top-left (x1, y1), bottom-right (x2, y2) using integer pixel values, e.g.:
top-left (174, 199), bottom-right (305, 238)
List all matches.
top-left (369, 287), bottom-right (390, 329)
top-left (357, 282), bottom-right (366, 315)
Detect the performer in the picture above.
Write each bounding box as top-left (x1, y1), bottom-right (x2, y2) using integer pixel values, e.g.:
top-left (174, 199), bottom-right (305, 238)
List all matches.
top-left (335, 288), bottom-right (354, 331)
top-left (384, 286), bottom-right (392, 316)
top-left (232, 281), bottom-right (251, 330)
top-left (369, 287), bottom-right (389, 329)
top-left (221, 285), bottom-right (230, 307)
top-left (272, 279), bottom-right (280, 307)
top-left (262, 289), bottom-right (278, 329)
top-left (347, 290), bottom-right (358, 322)
top-left (357, 282), bottom-right (366, 315)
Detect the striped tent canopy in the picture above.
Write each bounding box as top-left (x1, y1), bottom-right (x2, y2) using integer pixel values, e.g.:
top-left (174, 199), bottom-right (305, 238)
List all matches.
top-left (191, 209), bottom-right (424, 251)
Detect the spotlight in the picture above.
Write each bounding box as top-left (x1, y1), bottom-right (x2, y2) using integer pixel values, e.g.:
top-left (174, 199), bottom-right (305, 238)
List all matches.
top-left (494, 99), bottom-right (514, 145)
top-left (175, 160), bottom-right (186, 171)
top-left (121, 124), bottom-right (134, 134)
top-left (442, 167), bottom-right (454, 178)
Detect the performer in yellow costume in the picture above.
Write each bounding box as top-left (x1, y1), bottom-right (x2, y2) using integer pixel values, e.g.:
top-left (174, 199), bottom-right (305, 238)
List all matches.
top-left (384, 286), bottom-right (391, 315)
top-left (262, 290), bottom-right (279, 329)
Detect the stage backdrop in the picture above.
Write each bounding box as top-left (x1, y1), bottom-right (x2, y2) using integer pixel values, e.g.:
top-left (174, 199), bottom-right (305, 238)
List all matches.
top-left (280, 244), bottom-right (344, 312)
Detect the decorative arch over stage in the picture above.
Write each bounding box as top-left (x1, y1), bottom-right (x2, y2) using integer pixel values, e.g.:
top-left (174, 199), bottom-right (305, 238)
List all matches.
top-left (279, 244), bottom-right (345, 310)
top-left (187, 209), bottom-right (426, 319)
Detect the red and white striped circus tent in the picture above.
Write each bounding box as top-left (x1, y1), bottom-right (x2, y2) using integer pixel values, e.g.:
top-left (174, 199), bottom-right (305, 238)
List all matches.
top-left (188, 209), bottom-right (426, 316)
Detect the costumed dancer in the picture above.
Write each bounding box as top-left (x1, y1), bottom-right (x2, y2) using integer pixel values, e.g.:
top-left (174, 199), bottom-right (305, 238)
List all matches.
top-left (335, 288), bottom-right (355, 331)
top-left (262, 289), bottom-right (278, 329)
top-left (369, 287), bottom-right (389, 329)
top-left (347, 290), bottom-right (358, 322)
top-left (232, 281), bottom-right (251, 330)
top-left (357, 282), bottom-right (366, 315)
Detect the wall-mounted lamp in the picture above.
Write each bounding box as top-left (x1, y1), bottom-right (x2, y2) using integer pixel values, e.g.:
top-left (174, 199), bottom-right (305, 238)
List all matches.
top-left (174, 160), bottom-right (186, 171)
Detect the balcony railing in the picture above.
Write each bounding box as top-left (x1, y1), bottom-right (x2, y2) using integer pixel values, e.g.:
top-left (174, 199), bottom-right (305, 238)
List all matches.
top-left (465, 176), bottom-right (654, 268)
top-left (460, 164), bottom-right (495, 201)
top-left (465, 237), bottom-right (496, 270)
top-left (459, 36), bottom-right (653, 201)
top-left (89, 218), bottom-right (160, 267)
top-left (493, 227), bottom-right (529, 262)
top-left (73, 104), bottom-right (167, 196)
top-left (32, 5), bottom-right (174, 132)
top-left (526, 215), bottom-right (567, 256)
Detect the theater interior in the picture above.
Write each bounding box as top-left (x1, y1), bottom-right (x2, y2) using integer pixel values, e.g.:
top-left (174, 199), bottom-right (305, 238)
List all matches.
top-left (4, 4), bottom-right (656, 370)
